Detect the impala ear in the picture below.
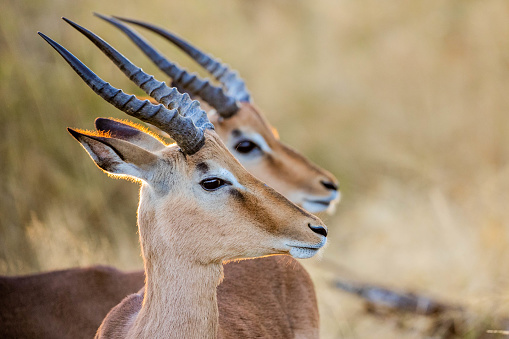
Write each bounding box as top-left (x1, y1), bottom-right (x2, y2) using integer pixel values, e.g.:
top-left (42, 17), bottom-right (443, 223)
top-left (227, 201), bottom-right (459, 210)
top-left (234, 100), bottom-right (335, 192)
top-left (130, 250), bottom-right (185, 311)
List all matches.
top-left (68, 128), bottom-right (158, 181)
top-left (95, 118), bottom-right (166, 152)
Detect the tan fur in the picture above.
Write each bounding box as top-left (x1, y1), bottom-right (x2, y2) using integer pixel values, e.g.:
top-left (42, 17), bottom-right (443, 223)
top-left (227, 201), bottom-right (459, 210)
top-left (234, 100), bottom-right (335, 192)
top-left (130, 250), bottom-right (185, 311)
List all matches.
top-left (0, 257), bottom-right (317, 339)
top-left (70, 129), bottom-right (326, 338)
top-left (139, 97), bottom-right (339, 212)
top-left (210, 103), bottom-right (338, 211)
top-left (0, 118), bottom-right (331, 338)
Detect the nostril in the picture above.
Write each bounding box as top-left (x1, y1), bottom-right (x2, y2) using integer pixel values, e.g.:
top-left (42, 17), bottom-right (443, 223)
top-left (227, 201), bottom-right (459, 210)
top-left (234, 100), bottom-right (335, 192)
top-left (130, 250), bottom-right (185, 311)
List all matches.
top-left (308, 224), bottom-right (328, 237)
top-left (321, 180), bottom-right (338, 191)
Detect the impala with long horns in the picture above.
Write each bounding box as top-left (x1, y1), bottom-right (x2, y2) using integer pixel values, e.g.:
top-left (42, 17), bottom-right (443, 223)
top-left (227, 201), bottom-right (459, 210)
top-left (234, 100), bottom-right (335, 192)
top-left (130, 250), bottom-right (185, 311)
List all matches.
top-left (0, 17), bottom-right (337, 339)
top-left (37, 20), bottom-right (328, 338)
top-left (93, 14), bottom-right (340, 214)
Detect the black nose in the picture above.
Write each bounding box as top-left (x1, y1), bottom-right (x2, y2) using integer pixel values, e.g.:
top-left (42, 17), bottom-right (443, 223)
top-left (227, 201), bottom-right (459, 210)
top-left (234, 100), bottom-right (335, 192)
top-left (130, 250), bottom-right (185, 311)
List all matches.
top-left (308, 224), bottom-right (328, 237)
top-left (321, 180), bottom-right (338, 191)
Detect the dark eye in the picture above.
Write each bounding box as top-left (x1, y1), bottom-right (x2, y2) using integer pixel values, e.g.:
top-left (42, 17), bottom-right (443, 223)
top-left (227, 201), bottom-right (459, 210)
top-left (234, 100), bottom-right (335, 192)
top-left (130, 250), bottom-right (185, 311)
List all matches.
top-left (235, 140), bottom-right (259, 154)
top-left (200, 178), bottom-right (227, 191)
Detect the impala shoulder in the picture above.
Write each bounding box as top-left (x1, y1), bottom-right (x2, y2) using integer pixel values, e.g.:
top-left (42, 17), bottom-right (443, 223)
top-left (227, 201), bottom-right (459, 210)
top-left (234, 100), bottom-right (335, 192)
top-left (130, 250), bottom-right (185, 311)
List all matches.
top-left (95, 291), bottom-right (143, 339)
top-left (274, 257), bottom-right (319, 338)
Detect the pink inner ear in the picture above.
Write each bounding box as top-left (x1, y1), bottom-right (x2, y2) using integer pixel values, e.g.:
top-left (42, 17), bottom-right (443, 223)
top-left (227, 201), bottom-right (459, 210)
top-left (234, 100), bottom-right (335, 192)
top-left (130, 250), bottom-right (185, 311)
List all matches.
top-left (84, 137), bottom-right (122, 167)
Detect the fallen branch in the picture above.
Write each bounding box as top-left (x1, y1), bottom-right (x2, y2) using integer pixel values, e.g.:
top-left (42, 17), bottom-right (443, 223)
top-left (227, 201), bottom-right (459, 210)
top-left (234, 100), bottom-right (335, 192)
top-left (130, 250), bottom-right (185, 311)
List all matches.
top-left (334, 279), bottom-right (461, 315)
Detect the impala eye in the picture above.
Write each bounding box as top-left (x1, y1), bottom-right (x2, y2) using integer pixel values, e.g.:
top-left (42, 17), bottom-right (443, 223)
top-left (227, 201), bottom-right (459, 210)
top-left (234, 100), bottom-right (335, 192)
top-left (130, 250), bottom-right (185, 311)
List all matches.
top-left (200, 178), bottom-right (228, 191)
top-left (235, 140), bottom-right (260, 154)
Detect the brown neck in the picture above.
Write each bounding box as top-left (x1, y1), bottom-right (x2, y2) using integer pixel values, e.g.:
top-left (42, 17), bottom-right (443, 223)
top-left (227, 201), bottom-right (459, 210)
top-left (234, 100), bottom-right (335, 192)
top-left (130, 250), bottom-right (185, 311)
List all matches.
top-left (130, 206), bottom-right (224, 339)
top-left (130, 248), bottom-right (224, 339)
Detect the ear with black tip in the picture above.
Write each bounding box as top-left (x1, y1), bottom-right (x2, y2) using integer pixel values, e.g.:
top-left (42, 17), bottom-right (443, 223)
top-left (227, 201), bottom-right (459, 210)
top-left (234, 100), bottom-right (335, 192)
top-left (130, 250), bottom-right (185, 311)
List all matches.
top-left (95, 118), bottom-right (166, 152)
top-left (68, 128), bottom-right (159, 181)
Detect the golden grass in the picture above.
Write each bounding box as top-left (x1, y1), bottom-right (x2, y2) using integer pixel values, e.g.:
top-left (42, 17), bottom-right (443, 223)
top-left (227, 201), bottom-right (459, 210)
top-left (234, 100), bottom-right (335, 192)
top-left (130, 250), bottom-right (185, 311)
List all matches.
top-left (2, 0), bottom-right (509, 337)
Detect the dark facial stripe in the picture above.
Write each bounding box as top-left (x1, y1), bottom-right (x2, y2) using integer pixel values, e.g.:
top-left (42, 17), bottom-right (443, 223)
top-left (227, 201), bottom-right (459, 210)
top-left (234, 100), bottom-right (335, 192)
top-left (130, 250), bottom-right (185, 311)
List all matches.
top-left (228, 188), bottom-right (246, 203)
top-left (196, 162), bottom-right (209, 174)
top-left (231, 129), bottom-right (242, 138)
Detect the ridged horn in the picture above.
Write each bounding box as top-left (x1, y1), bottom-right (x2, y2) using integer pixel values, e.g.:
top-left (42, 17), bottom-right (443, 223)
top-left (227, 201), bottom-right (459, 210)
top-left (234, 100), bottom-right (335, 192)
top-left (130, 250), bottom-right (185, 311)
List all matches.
top-left (38, 30), bottom-right (212, 155)
top-left (94, 14), bottom-right (239, 119)
top-left (113, 16), bottom-right (252, 103)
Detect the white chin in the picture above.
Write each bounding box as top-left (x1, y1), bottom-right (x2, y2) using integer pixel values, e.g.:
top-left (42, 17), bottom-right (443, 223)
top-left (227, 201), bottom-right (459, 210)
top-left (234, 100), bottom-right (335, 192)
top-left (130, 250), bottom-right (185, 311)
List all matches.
top-left (303, 197), bottom-right (341, 214)
top-left (302, 201), bottom-right (330, 214)
top-left (289, 247), bottom-right (319, 259)
top-left (302, 191), bottom-right (341, 214)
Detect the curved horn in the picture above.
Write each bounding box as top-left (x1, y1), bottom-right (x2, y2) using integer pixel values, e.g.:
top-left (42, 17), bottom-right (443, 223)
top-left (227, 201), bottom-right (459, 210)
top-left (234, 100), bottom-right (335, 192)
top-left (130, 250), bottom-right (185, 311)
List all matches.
top-left (113, 16), bottom-right (252, 103)
top-left (61, 17), bottom-right (211, 130)
top-left (94, 14), bottom-right (239, 118)
top-left (38, 31), bottom-right (212, 155)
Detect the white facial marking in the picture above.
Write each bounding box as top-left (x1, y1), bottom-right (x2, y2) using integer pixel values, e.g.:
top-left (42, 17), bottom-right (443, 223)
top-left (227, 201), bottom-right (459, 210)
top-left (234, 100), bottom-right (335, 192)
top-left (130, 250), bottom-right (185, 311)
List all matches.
top-left (245, 132), bottom-right (272, 153)
top-left (302, 190), bottom-right (340, 213)
top-left (206, 167), bottom-right (245, 191)
top-left (285, 236), bottom-right (327, 259)
top-left (230, 130), bottom-right (272, 155)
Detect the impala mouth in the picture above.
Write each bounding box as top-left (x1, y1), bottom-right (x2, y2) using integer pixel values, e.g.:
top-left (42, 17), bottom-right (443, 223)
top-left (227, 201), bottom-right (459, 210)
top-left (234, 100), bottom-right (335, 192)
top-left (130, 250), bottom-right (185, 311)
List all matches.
top-left (303, 191), bottom-right (340, 214)
top-left (287, 237), bottom-right (327, 259)
top-left (308, 200), bottom-right (331, 207)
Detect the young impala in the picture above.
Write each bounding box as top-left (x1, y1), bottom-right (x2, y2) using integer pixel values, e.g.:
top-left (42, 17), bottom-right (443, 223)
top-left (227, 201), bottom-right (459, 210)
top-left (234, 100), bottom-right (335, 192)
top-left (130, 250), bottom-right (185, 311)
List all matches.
top-left (0, 17), bottom-right (337, 338)
top-left (38, 23), bottom-right (328, 338)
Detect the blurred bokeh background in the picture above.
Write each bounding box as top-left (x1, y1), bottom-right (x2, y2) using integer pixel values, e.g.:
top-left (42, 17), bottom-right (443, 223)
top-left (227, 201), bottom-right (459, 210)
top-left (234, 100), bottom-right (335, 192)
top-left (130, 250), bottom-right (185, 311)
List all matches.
top-left (2, 0), bottom-right (509, 337)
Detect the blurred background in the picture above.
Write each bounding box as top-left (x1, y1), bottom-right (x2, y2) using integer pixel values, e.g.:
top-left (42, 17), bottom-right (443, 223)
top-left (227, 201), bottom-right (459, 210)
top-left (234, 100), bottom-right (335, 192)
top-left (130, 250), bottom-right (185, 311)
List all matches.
top-left (2, 0), bottom-right (509, 337)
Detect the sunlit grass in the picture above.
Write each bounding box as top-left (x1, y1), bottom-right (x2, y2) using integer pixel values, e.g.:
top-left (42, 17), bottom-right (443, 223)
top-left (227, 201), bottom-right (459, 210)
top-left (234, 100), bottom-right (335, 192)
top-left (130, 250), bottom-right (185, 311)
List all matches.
top-left (2, 0), bottom-right (509, 337)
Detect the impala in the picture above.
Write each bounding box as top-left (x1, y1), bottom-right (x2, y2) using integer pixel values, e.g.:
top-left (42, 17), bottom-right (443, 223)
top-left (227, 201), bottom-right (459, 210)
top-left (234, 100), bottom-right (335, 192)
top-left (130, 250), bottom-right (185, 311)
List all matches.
top-left (93, 14), bottom-right (340, 214)
top-left (0, 18), bottom-right (338, 339)
top-left (39, 25), bottom-right (328, 338)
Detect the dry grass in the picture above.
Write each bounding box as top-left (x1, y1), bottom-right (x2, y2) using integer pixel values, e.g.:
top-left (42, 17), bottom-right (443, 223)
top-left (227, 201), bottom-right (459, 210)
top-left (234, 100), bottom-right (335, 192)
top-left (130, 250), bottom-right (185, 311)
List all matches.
top-left (2, 0), bottom-right (509, 337)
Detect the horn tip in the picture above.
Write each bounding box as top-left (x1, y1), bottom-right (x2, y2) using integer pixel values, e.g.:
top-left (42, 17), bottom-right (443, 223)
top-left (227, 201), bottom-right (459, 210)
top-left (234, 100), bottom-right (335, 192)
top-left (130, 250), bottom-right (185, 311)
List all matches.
top-left (61, 17), bottom-right (79, 29)
top-left (38, 31), bottom-right (54, 44)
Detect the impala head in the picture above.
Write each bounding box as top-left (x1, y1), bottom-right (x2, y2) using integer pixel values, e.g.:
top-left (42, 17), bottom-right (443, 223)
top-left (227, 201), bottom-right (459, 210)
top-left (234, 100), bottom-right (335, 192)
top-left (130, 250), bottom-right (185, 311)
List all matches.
top-left (93, 14), bottom-right (340, 214)
top-left (39, 21), bottom-right (327, 262)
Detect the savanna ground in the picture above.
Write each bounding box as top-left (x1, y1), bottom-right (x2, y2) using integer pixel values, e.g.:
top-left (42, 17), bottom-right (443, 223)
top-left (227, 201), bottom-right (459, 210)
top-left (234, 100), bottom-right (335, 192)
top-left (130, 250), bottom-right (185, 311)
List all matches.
top-left (2, 0), bottom-right (509, 338)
